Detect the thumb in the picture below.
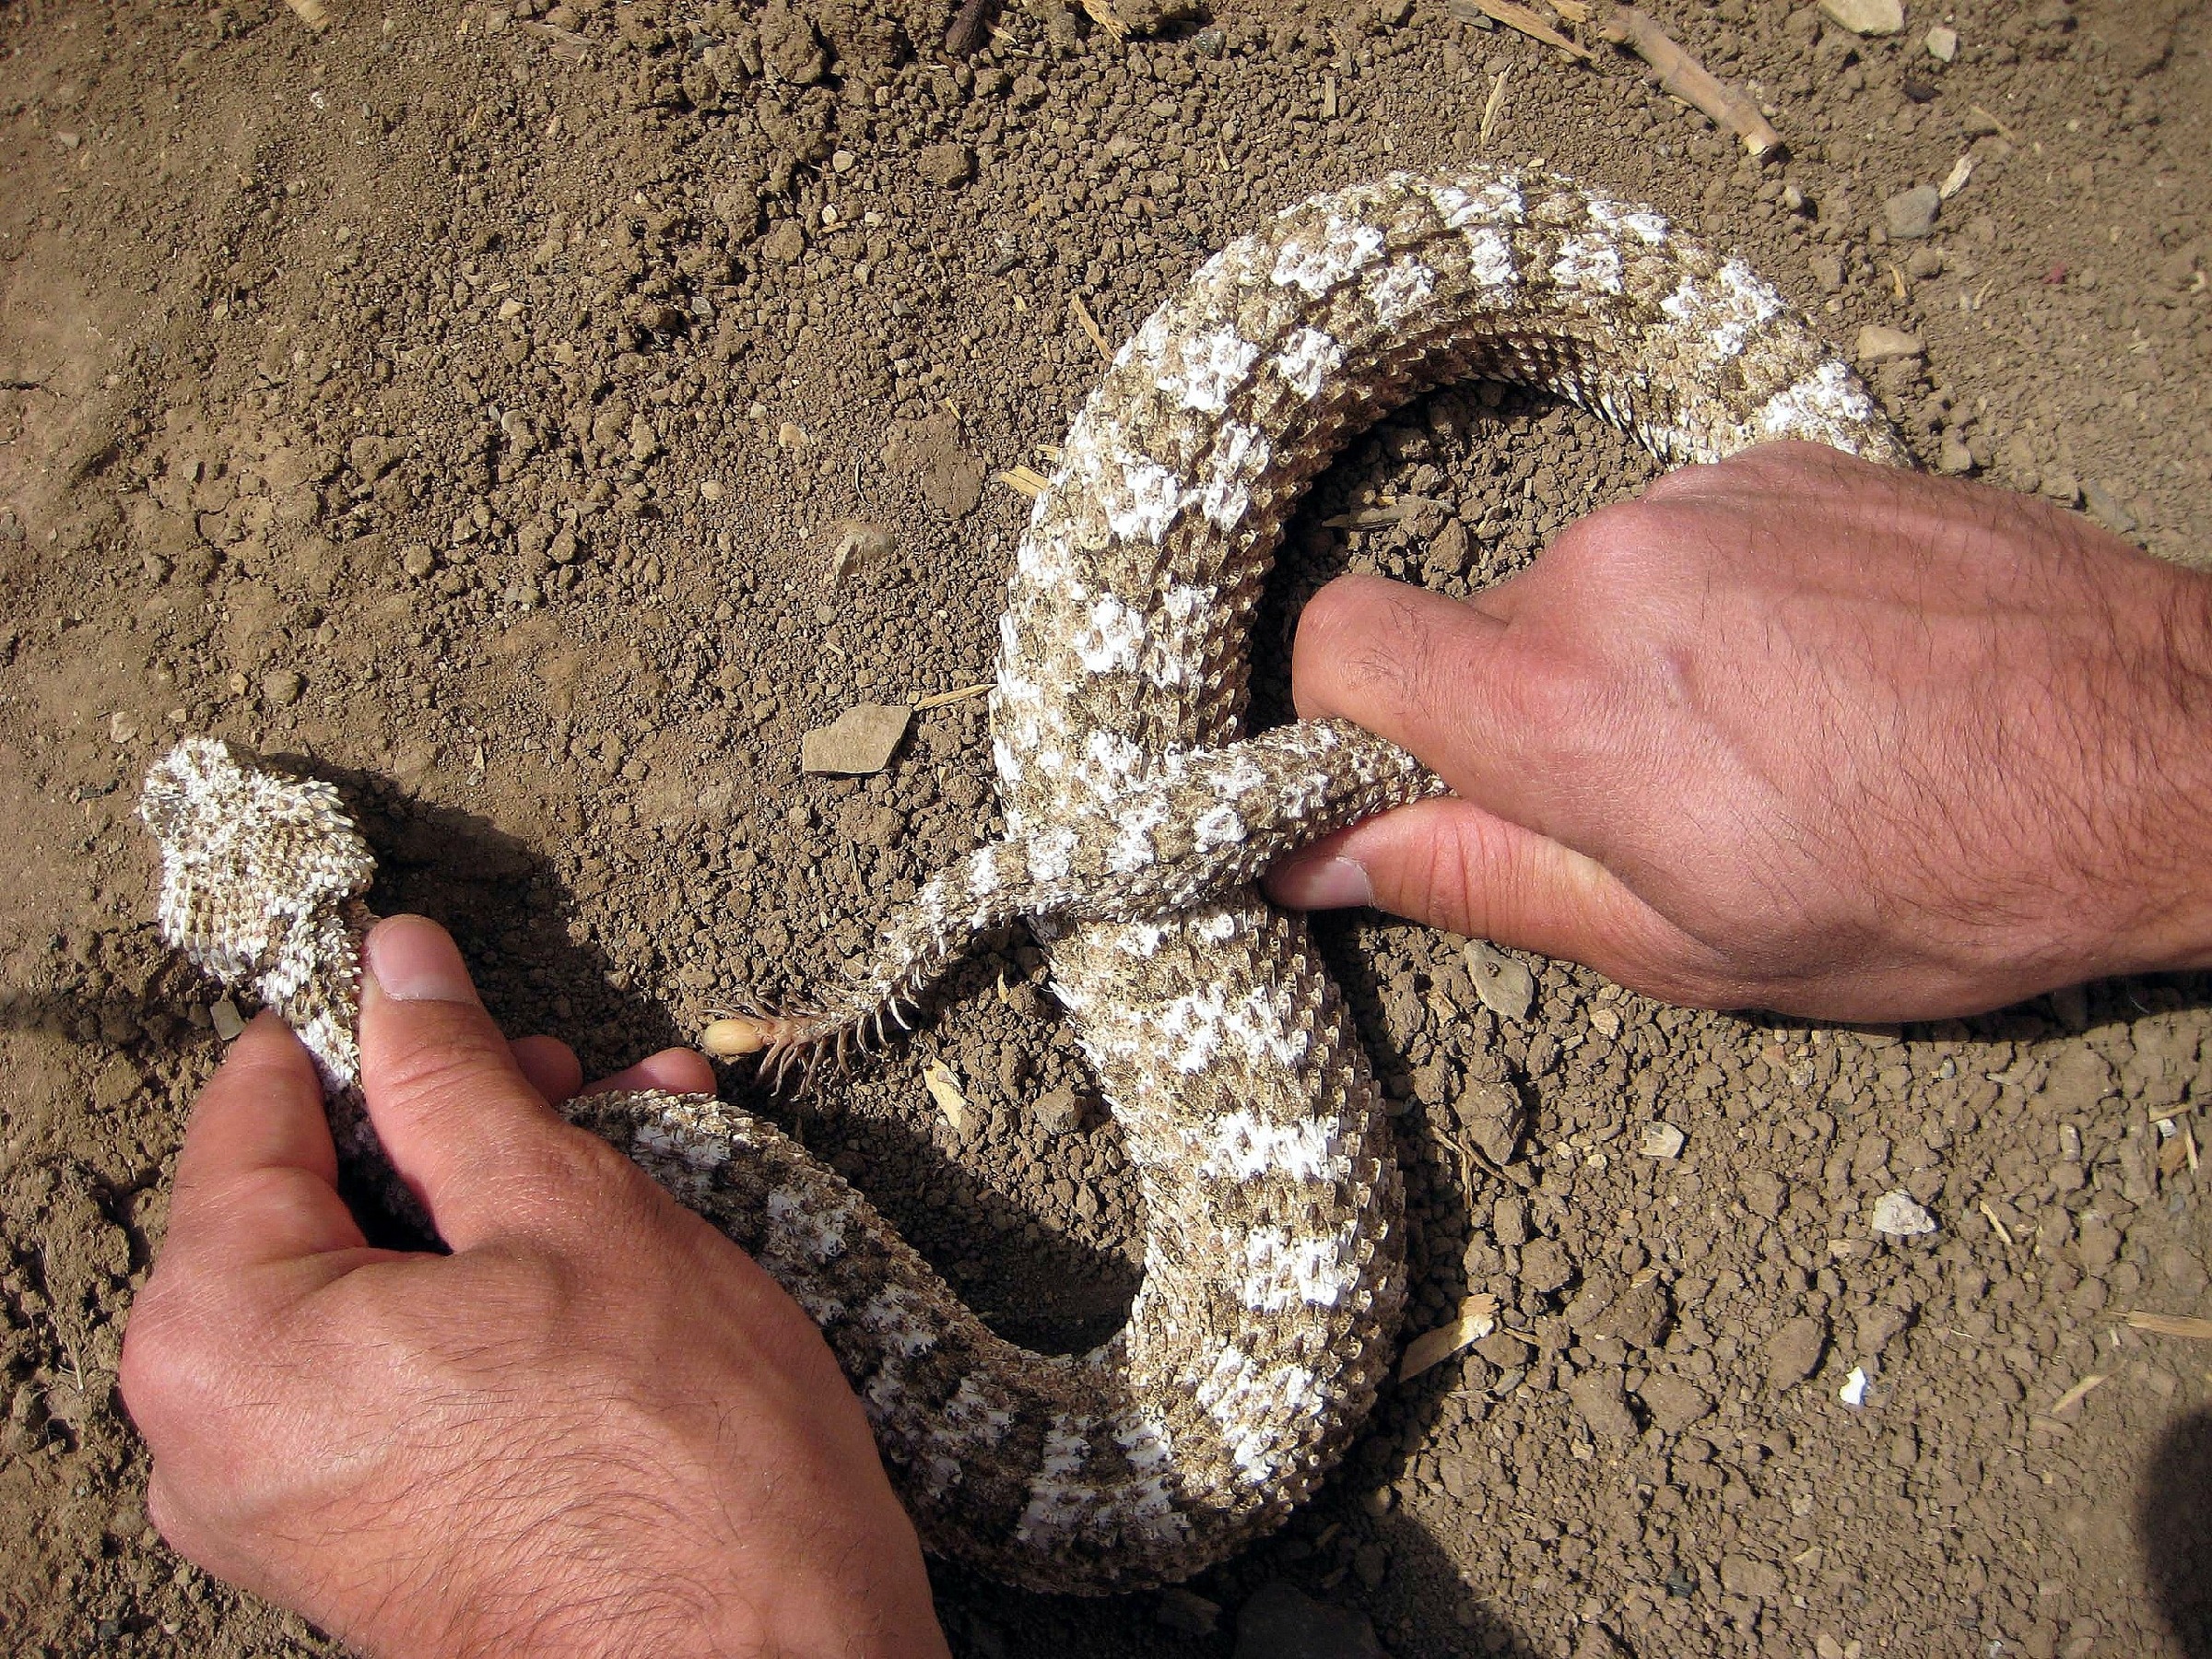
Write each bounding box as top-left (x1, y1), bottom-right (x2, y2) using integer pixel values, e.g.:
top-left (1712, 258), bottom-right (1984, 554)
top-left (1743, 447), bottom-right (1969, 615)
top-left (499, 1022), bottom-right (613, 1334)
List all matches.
top-left (1265, 794), bottom-right (1674, 970)
top-left (359, 914), bottom-right (619, 1251)
top-left (1290, 572), bottom-right (1568, 837)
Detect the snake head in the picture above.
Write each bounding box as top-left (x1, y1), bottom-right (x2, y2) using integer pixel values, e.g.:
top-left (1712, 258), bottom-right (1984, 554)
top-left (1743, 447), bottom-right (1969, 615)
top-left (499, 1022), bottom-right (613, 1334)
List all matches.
top-left (141, 739), bottom-right (376, 986)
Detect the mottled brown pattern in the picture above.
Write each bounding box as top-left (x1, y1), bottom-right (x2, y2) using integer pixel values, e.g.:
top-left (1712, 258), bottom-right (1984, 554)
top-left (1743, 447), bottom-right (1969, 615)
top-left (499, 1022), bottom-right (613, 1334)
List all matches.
top-left (141, 170), bottom-right (1902, 1592)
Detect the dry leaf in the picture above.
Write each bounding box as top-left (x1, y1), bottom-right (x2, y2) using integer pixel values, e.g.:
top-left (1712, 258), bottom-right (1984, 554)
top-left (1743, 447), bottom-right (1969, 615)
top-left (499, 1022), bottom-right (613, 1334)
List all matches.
top-left (923, 1059), bottom-right (970, 1134)
top-left (1397, 1293), bottom-right (1500, 1381)
top-left (2127, 1311), bottom-right (2212, 1342)
top-left (2044, 1374), bottom-right (2107, 1418)
top-left (1446, 0), bottom-right (1590, 60)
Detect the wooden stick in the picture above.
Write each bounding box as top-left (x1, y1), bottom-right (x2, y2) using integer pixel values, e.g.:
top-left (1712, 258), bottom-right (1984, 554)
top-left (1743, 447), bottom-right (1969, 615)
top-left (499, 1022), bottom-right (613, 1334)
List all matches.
top-left (1446, 0), bottom-right (1591, 61)
top-left (1602, 6), bottom-right (1783, 160)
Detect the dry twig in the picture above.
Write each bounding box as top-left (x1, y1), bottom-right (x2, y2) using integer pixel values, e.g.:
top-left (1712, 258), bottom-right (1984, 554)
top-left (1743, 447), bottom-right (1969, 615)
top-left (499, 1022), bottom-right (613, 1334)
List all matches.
top-left (1446, 0), bottom-right (1591, 61)
top-left (1068, 294), bottom-right (1113, 361)
top-left (1601, 6), bottom-right (1783, 159)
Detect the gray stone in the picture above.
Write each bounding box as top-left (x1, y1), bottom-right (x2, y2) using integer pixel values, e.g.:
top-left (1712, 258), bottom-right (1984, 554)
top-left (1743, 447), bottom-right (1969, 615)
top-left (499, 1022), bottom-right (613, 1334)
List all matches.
top-left (800, 702), bottom-right (911, 774)
top-left (1820, 0), bottom-right (1902, 32)
top-left (1883, 184), bottom-right (1942, 239)
top-left (1855, 324), bottom-right (1924, 367)
top-left (1235, 1582), bottom-right (1386, 1659)
top-left (1457, 1078), bottom-right (1524, 1167)
top-left (1519, 1236), bottom-right (1573, 1295)
top-left (1871, 1190), bottom-right (1936, 1237)
top-left (1464, 940), bottom-right (1534, 1021)
top-left (1855, 1301), bottom-right (1911, 1356)
top-left (1156, 1588), bottom-right (1219, 1636)
top-left (1597, 1275), bottom-right (1672, 1348)
top-left (1034, 1085), bottom-right (1086, 1136)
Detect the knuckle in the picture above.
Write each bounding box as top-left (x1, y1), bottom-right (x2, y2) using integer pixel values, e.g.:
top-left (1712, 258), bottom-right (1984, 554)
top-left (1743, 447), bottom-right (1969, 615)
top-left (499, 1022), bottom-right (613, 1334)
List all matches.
top-left (482, 1124), bottom-right (648, 1233)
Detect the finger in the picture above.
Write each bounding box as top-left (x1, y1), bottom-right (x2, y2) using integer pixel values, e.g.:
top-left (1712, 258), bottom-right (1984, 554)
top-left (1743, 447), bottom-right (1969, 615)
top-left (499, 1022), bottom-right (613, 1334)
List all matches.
top-left (163, 1013), bottom-right (369, 1269)
top-left (1265, 795), bottom-right (1735, 1002)
top-left (510, 1034), bottom-right (582, 1104)
top-left (1290, 573), bottom-right (1567, 831)
top-left (582, 1047), bottom-right (718, 1100)
top-left (359, 914), bottom-right (617, 1250)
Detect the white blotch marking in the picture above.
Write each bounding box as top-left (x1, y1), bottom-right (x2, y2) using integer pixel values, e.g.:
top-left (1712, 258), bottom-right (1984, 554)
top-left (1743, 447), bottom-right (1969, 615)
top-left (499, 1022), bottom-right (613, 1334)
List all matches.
top-left (1241, 1226), bottom-right (1361, 1312)
top-left (1271, 327), bottom-right (1344, 400)
top-left (1427, 173), bottom-right (1524, 229)
top-left (1550, 233), bottom-right (1623, 296)
top-left (1100, 457), bottom-right (1186, 544)
top-left (1014, 1418), bottom-right (1093, 1542)
top-left (1662, 256), bottom-right (1785, 360)
top-left (965, 844), bottom-right (1000, 900)
top-left (1158, 984), bottom-right (1228, 1074)
top-left (1193, 910), bottom-right (1240, 943)
top-left (1027, 825), bottom-right (1079, 883)
top-left (1075, 592), bottom-right (1148, 674)
top-left (1205, 1111), bottom-right (1336, 1183)
top-left (1193, 803), bottom-right (1245, 850)
top-left (1270, 214), bottom-right (1385, 297)
top-left (1107, 794), bottom-right (1169, 875)
top-left (1753, 359), bottom-right (1874, 442)
top-left (1196, 422), bottom-right (1271, 530)
top-left (765, 1186), bottom-right (848, 1263)
top-left (1365, 256), bottom-right (1434, 326)
top-left (1163, 324), bottom-right (1262, 414)
top-left (1587, 195), bottom-right (1670, 246)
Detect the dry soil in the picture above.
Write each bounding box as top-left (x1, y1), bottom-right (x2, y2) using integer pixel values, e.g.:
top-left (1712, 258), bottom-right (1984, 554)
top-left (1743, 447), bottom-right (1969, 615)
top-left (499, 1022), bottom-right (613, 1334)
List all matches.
top-left (2, 0), bottom-right (2209, 1654)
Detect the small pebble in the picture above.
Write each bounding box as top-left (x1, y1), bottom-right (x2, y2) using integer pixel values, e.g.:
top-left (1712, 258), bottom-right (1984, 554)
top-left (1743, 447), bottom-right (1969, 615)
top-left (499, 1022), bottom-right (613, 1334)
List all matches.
top-left (1464, 940), bottom-right (1534, 1022)
top-left (1855, 324), bottom-right (1924, 367)
top-left (1819, 0), bottom-right (1902, 33)
top-left (1883, 184), bottom-right (1942, 240)
top-left (210, 997), bottom-right (246, 1041)
top-left (1870, 1190), bottom-right (1937, 1237)
top-left (262, 669), bottom-right (304, 707)
top-left (1924, 23), bottom-right (1958, 60)
top-left (801, 702), bottom-right (912, 775)
top-left (1639, 1122), bottom-right (1686, 1159)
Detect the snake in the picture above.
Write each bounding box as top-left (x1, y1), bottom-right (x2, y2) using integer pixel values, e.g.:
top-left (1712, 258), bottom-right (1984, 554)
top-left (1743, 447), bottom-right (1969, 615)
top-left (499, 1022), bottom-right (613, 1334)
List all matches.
top-left (139, 168), bottom-right (1906, 1593)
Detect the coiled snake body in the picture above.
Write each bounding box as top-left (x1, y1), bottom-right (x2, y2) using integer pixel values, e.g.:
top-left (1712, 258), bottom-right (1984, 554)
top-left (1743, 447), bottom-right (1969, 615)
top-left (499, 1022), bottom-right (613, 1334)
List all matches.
top-left (141, 170), bottom-right (1904, 1592)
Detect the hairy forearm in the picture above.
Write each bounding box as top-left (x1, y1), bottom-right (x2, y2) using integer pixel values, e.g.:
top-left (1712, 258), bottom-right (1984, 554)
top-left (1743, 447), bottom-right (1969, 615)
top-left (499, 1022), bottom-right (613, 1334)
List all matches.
top-left (2097, 555), bottom-right (2212, 980)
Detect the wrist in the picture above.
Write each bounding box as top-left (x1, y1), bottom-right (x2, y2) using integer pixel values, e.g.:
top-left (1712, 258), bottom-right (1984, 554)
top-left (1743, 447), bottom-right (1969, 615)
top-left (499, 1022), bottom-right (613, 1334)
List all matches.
top-left (2090, 555), bottom-right (2212, 981)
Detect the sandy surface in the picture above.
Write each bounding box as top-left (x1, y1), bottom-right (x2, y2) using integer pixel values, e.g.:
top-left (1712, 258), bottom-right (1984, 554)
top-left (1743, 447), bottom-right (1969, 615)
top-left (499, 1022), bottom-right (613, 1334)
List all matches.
top-left (2, 0), bottom-right (2209, 1653)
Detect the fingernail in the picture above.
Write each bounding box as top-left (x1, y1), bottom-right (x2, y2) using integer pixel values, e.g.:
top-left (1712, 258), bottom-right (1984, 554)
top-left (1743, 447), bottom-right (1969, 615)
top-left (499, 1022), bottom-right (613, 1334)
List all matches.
top-left (1274, 854), bottom-right (1373, 911)
top-left (364, 915), bottom-right (481, 1006)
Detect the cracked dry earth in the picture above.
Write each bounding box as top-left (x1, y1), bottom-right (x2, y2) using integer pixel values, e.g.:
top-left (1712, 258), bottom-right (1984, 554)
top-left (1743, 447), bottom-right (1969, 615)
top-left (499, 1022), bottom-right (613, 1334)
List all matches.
top-left (2, 0), bottom-right (2210, 1655)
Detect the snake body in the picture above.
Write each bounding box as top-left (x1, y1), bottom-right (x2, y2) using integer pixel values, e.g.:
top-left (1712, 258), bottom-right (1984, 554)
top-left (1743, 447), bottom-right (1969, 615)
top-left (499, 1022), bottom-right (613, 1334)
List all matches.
top-left (142, 170), bottom-right (1904, 1593)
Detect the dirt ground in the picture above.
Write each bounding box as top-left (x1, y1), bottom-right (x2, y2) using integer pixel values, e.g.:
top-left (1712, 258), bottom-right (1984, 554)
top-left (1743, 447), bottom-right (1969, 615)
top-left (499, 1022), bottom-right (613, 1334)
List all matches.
top-left (2, 0), bottom-right (2209, 1652)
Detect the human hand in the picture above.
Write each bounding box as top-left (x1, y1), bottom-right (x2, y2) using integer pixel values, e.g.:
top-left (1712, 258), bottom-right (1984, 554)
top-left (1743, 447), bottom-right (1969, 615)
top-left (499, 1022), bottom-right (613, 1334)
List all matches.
top-left (120, 914), bottom-right (948, 1659)
top-left (1267, 441), bottom-right (2212, 1020)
